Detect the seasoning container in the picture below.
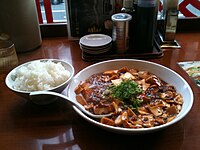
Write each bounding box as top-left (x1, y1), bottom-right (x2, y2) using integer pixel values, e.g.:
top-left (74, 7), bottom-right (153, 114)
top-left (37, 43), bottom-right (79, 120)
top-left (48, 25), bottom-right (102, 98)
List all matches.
top-left (135, 0), bottom-right (157, 52)
top-left (111, 13), bottom-right (132, 54)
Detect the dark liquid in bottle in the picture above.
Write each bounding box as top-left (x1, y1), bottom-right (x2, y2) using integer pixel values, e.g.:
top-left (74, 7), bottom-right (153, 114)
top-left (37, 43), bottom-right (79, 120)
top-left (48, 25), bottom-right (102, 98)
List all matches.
top-left (135, 6), bottom-right (156, 52)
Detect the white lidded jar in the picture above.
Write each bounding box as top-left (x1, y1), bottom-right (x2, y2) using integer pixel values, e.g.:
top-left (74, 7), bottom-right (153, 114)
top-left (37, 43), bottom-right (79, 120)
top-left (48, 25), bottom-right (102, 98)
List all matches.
top-left (0, 0), bottom-right (42, 52)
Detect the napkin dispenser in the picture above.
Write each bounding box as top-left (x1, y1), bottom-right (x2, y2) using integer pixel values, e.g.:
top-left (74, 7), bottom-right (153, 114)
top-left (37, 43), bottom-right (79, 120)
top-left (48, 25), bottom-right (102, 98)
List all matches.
top-left (157, 0), bottom-right (180, 48)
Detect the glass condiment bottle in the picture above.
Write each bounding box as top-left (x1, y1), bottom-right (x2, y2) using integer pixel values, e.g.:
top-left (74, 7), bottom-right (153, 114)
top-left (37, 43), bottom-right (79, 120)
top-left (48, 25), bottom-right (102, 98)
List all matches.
top-left (135, 0), bottom-right (157, 52)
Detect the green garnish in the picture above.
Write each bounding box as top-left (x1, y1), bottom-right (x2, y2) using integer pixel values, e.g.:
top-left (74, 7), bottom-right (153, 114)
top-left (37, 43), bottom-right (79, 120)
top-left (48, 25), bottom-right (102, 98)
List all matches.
top-left (107, 79), bottom-right (143, 109)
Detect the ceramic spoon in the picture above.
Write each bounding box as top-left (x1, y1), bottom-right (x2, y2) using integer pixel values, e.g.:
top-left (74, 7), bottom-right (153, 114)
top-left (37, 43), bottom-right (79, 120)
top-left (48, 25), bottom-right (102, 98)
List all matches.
top-left (29, 91), bottom-right (112, 119)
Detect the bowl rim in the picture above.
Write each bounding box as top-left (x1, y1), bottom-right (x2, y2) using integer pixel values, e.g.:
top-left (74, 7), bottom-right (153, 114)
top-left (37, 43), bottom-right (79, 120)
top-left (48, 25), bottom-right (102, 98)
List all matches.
top-left (5, 58), bottom-right (75, 94)
top-left (68, 59), bottom-right (194, 134)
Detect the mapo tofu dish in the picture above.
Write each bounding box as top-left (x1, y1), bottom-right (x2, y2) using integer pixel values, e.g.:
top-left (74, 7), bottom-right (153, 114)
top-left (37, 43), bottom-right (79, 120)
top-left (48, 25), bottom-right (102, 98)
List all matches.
top-left (74, 66), bottom-right (183, 128)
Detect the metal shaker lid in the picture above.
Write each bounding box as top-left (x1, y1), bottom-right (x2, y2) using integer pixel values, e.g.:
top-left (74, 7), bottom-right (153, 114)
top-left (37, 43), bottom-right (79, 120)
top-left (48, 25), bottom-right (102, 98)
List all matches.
top-left (111, 13), bottom-right (132, 22)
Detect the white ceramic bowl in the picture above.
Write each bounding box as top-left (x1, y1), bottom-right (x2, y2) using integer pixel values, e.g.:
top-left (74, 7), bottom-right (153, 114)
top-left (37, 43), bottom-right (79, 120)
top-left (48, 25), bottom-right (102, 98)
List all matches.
top-left (68, 59), bottom-right (193, 134)
top-left (5, 59), bottom-right (74, 104)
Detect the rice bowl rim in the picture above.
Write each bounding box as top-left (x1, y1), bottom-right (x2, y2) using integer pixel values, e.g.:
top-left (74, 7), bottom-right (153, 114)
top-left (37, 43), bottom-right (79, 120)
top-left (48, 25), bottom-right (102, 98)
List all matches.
top-left (5, 58), bottom-right (75, 94)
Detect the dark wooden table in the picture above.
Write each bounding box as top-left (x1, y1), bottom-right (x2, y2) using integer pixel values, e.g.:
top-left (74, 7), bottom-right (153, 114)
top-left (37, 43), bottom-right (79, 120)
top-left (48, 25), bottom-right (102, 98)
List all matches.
top-left (0, 32), bottom-right (200, 150)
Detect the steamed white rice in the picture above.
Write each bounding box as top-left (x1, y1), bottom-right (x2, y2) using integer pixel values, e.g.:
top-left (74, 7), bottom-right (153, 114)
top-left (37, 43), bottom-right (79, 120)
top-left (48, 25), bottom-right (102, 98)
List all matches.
top-left (13, 60), bottom-right (71, 91)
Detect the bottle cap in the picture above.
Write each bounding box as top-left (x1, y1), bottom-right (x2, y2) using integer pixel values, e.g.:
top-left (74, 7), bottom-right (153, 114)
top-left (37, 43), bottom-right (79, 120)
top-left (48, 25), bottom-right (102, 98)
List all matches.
top-left (111, 13), bottom-right (132, 22)
top-left (138, 0), bottom-right (156, 7)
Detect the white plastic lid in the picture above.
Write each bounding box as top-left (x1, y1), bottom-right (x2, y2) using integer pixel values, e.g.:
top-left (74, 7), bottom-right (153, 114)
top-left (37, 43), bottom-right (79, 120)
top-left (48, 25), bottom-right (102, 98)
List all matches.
top-left (111, 13), bottom-right (132, 22)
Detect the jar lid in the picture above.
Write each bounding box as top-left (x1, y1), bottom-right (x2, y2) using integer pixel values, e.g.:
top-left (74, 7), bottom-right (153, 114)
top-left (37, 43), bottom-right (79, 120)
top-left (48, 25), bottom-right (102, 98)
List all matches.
top-left (111, 13), bottom-right (132, 22)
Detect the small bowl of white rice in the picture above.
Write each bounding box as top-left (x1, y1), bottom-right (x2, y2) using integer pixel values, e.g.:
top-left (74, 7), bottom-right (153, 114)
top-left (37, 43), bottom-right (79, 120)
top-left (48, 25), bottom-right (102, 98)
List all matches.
top-left (5, 59), bottom-right (74, 104)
